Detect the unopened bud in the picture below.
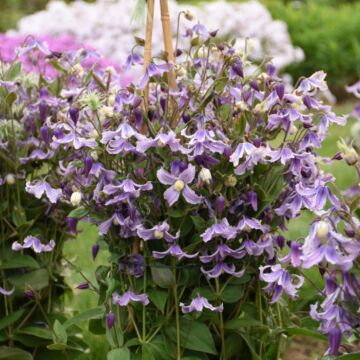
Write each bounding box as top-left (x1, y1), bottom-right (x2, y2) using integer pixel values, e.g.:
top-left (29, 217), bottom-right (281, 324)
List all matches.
top-left (70, 191), bottom-right (82, 206)
top-left (199, 168), bottom-right (212, 184)
top-left (225, 175), bottom-right (237, 187)
top-left (106, 312), bottom-right (116, 329)
top-left (5, 173), bottom-right (16, 185)
top-left (184, 10), bottom-right (195, 21)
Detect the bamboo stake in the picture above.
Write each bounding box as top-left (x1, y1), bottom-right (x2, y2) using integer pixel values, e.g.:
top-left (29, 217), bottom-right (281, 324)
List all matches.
top-left (143, 0), bottom-right (155, 111)
top-left (159, 0), bottom-right (178, 126)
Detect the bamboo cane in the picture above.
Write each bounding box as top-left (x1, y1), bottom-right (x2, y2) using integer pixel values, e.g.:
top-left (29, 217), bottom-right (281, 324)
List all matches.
top-left (143, 0), bottom-right (155, 111)
top-left (159, 0), bottom-right (178, 126)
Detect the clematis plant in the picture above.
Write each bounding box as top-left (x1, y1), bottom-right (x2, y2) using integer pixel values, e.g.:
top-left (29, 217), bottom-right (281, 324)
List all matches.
top-left (2, 12), bottom-right (359, 360)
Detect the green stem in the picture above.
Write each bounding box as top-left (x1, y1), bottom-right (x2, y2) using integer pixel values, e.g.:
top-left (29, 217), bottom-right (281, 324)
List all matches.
top-left (173, 260), bottom-right (181, 360)
top-left (216, 278), bottom-right (226, 360)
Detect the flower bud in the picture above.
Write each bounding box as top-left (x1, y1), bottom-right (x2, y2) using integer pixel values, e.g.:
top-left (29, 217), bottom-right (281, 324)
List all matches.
top-left (5, 173), bottom-right (16, 185)
top-left (69, 107), bottom-right (80, 124)
top-left (343, 148), bottom-right (358, 166)
top-left (225, 175), bottom-right (237, 187)
top-left (216, 195), bottom-right (225, 216)
top-left (40, 125), bottom-right (50, 143)
top-left (106, 312), bottom-right (116, 329)
top-left (91, 151), bottom-right (99, 161)
top-left (174, 179), bottom-right (185, 192)
top-left (70, 191), bottom-right (82, 206)
top-left (338, 138), bottom-right (358, 166)
top-left (66, 217), bottom-right (78, 234)
top-left (197, 46), bottom-right (207, 59)
top-left (76, 282), bottom-right (89, 290)
top-left (199, 168), bottom-right (212, 184)
top-left (92, 243), bottom-right (100, 260)
top-left (316, 221), bottom-right (329, 240)
top-left (184, 10), bottom-right (195, 21)
top-left (344, 227), bottom-right (355, 237)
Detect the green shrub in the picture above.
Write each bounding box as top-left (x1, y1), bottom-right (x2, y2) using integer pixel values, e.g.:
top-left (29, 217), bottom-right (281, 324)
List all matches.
top-left (265, 1), bottom-right (360, 98)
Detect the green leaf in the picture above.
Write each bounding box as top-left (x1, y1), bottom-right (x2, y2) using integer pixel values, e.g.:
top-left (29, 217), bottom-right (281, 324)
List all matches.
top-left (190, 216), bottom-right (206, 231)
top-left (53, 320), bottom-right (67, 345)
top-left (224, 318), bottom-right (262, 330)
top-left (47, 343), bottom-right (67, 351)
top-left (0, 347), bottom-right (32, 360)
top-left (6, 62), bottom-right (22, 81)
top-left (286, 327), bottom-right (327, 342)
top-left (151, 266), bottom-right (175, 288)
top-left (0, 255), bottom-right (39, 270)
top-left (166, 319), bottom-right (217, 355)
top-left (0, 309), bottom-right (24, 331)
top-left (237, 332), bottom-right (262, 360)
top-left (63, 306), bottom-right (105, 329)
top-left (221, 286), bottom-right (244, 303)
top-left (67, 206), bottom-right (88, 219)
top-left (8, 268), bottom-right (49, 291)
top-left (107, 348), bottom-right (130, 360)
top-left (17, 326), bottom-right (52, 340)
top-left (339, 353), bottom-right (360, 359)
top-left (88, 318), bottom-right (105, 335)
top-left (148, 289), bottom-right (168, 313)
top-left (167, 208), bottom-right (187, 218)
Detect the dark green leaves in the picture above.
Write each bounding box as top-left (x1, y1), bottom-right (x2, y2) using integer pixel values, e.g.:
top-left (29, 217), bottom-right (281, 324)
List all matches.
top-left (63, 306), bottom-right (105, 330)
top-left (67, 206), bottom-right (88, 219)
top-left (166, 319), bottom-right (217, 355)
top-left (0, 348), bottom-right (32, 360)
top-left (107, 348), bottom-right (130, 360)
top-left (151, 266), bottom-right (175, 288)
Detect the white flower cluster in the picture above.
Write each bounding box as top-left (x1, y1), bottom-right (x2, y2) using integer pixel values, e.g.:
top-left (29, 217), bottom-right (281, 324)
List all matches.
top-left (11, 0), bottom-right (304, 70)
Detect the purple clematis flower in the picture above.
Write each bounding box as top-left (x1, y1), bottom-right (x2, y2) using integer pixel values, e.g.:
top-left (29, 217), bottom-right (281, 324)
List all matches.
top-left (157, 164), bottom-right (202, 206)
top-left (103, 179), bottom-right (153, 205)
top-left (280, 241), bottom-right (303, 267)
top-left (259, 264), bottom-right (304, 303)
top-left (152, 244), bottom-right (198, 260)
top-left (201, 219), bottom-right (237, 243)
top-left (112, 291), bottom-right (149, 306)
top-left (136, 130), bottom-right (189, 154)
top-left (101, 123), bottom-right (144, 154)
top-left (0, 286), bottom-right (15, 296)
top-left (200, 243), bottom-right (245, 262)
top-left (137, 221), bottom-right (179, 242)
top-left (346, 80), bottom-right (360, 98)
top-left (25, 180), bottom-right (62, 203)
top-left (12, 236), bottom-right (55, 253)
top-left (201, 262), bottom-right (245, 279)
top-left (237, 217), bottom-right (268, 233)
top-left (98, 212), bottom-right (124, 235)
top-left (181, 128), bottom-right (228, 158)
top-left (301, 220), bottom-right (357, 270)
top-left (180, 295), bottom-right (223, 313)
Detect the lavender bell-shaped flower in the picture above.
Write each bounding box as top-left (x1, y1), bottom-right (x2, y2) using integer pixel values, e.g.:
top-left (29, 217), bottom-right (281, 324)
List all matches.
top-left (201, 218), bottom-right (237, 243)
top-left (180, 295), bottom-right (223, 313)
top-left (112, 291), bottom-right (149, 306)
top-left (152, 244), bottom-right (198, 260)
top-left (25, 180), bottom-right (62, 203)
top-left (137, 221), bottom-right (179, 242)
top-left (157, 164), bottom-right (202, 206)
top-left (12, 236), bottom-right (55, 253)
top-left (259, 264), bottom-right (304, 303)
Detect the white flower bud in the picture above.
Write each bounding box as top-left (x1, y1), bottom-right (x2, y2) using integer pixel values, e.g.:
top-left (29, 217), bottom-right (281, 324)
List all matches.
top-left (174, 179), bottom-right (185, 192)
top-left (199, 168), bottom-right (212, 184)
top-left (154, 230), bottom-right (164, 239)
top-left (71, 64), bottom-right (84, 78)
top-left (91, 151), bottom-right (99, 161)
top-left (70, 191), bottom-right (82, 206)
top-left (5, 173), bottom-right (16, 185)
top-left (197, 46), bottom-right (207, 59)
top-left (316, 221), bottom-right (329, 240)
top-left (225, 175), bottom-right (237, 187)
top-left (184, 10), bottom-right (195, 21)
top-left (175, 65), bottom-right (186, 78)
